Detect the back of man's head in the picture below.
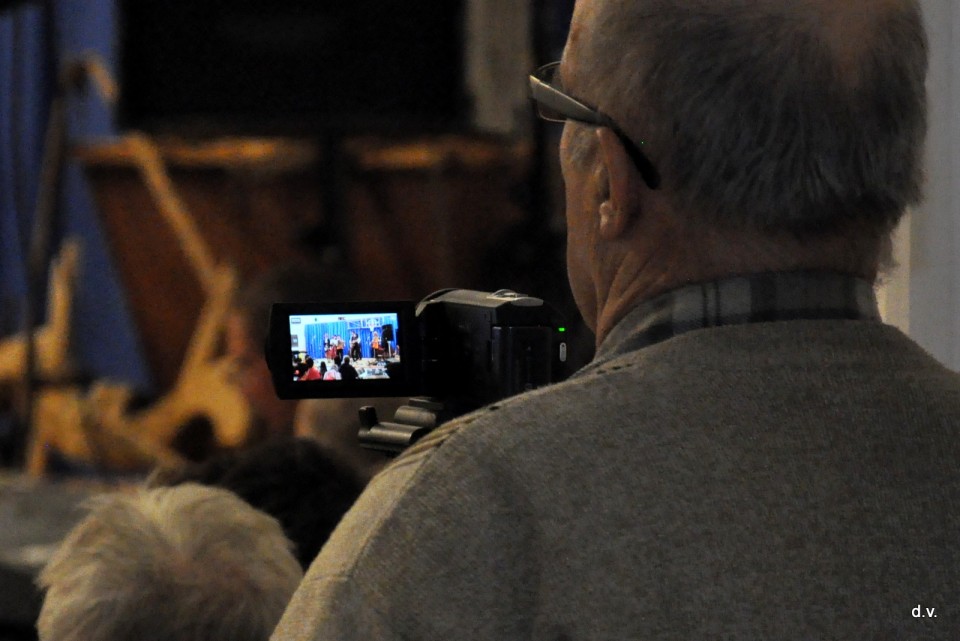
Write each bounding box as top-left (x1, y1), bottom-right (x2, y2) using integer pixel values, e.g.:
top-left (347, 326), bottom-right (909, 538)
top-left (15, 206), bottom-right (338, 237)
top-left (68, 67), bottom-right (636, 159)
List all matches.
top-left (576, 0), bottom-right (927, 238)
top-left (37, 484), bottom-right (303, 641)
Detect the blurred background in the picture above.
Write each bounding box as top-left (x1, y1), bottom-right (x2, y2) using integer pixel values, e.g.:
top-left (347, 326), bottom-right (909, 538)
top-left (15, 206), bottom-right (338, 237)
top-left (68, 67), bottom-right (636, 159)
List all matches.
top-left (0, 0), bottom-right (958, 637)
top-left (0, 0), bottom-right (589, 472)
top-left (3, 2), bottom-right (593, 636)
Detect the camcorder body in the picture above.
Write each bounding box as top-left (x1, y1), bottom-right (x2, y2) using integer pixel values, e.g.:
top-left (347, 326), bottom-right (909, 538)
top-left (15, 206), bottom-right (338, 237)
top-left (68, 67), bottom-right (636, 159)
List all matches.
top-left (265, 289), bottom-right (571, 453)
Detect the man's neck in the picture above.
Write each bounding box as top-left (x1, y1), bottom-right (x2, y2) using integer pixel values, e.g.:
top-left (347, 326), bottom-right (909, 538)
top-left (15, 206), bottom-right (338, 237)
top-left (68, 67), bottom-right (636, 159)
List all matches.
top-left (590, 270), bottom-right (881, 362)
top-left (588, 202), bottom-right (885, 349)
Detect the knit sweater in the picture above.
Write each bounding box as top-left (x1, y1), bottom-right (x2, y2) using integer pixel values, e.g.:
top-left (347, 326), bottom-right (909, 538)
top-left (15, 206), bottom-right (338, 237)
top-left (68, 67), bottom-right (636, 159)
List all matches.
top-left (273, 291), bottom-right (960, 640)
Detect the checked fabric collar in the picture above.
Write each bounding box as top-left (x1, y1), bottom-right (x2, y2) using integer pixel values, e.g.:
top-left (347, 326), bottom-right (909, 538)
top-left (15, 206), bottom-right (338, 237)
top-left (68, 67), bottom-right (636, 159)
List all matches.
top-left (589, 271), bottom-right (881, 368)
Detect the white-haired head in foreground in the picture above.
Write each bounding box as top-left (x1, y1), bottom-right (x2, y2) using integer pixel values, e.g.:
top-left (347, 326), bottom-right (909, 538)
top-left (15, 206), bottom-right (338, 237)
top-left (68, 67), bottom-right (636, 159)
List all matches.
top-left (37, 483), bottom-right (303, 641)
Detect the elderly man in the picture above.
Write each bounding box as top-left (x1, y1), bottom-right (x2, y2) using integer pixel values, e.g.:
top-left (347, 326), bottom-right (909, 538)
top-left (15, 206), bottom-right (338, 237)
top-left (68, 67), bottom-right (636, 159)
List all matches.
top-left (272, 1), bottom-right (960, 639)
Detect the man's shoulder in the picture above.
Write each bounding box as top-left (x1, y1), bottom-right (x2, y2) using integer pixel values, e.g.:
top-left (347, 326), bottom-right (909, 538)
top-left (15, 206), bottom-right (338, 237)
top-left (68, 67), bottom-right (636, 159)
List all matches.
top-left (403, 319), bottom-right (960, 455)
top-left (397, 373), bottom-right (597, 459)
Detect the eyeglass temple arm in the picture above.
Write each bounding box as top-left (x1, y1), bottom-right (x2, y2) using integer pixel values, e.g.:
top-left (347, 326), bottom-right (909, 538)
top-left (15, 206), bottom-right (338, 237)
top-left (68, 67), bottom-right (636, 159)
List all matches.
top-left (529, 75), bottom-right (607, 125)
top-left (529, 76), bottom-right (661, 190)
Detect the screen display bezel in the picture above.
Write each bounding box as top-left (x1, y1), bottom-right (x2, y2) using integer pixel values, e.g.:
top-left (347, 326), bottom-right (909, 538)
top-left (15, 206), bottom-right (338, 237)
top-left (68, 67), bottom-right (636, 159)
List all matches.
top-left (266, 301), bottom-right (418, 399)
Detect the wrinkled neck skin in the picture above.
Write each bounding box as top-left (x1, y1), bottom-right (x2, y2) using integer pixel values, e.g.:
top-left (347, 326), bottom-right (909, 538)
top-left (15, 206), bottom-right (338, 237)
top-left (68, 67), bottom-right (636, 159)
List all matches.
top-left (586, 214), bottom-right (885, 350)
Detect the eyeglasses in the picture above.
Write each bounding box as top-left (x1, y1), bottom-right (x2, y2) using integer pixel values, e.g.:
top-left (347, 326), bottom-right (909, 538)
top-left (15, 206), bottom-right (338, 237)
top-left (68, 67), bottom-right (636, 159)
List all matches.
top-left (529, 62), bottom-right (660, 190)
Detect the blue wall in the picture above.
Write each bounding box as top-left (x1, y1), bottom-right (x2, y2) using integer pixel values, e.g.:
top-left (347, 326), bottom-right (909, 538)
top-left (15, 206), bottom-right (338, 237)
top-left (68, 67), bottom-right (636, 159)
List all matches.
top-left (0, 0), bottom-right (153, 392)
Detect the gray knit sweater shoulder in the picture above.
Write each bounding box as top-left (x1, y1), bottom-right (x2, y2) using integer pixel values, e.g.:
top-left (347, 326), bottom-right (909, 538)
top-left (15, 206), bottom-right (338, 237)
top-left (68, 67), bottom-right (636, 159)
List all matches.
top-left (273, 319), bottom-right (960, 641)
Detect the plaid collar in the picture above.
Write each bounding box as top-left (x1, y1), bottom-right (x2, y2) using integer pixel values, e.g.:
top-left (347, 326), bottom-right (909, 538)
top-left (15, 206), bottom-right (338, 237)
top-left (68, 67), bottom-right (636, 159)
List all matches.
top-left (590, 271), bottom-right (880, 366)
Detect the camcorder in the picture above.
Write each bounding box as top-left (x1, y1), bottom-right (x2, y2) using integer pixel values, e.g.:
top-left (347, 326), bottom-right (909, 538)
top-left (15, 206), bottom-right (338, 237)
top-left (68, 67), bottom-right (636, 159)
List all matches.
top-left (265, 289), bottom-right (571, 453)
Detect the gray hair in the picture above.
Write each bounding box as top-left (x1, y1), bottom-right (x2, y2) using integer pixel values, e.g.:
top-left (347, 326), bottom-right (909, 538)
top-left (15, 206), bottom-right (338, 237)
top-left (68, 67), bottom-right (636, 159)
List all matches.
top-left (37, 484), bottom-right (303, 641)
top-left (576, 0), bottom-right (928, 234)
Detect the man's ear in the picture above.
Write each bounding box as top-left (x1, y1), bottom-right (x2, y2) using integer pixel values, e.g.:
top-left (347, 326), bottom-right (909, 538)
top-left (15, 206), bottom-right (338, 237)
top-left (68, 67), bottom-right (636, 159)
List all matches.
top-left (596, 127), bottom-right (639, 240)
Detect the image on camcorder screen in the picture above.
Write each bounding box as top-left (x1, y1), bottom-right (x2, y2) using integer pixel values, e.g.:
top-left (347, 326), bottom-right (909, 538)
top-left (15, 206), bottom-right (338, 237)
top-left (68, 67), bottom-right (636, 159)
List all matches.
top-left (288, 312), bottom-right (400, 382)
